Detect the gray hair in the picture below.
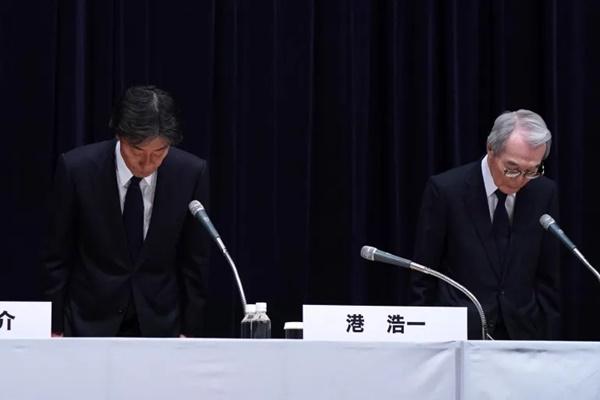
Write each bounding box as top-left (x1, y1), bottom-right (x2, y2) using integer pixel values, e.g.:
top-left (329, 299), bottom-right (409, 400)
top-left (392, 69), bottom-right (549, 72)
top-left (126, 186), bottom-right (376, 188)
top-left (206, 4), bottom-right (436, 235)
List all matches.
top-left (487, 109), bottom-right (552, 159)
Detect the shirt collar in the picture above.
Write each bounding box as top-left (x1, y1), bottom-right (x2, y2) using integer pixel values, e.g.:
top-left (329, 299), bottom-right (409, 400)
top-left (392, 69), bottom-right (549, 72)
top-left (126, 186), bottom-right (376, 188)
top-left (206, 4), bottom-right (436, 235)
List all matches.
top-left (481, 155), bottom-right (516, 200)
top-left (115, 140), bottom-right (156, 188)
top-left (481, 155), bottom-right (497, 198)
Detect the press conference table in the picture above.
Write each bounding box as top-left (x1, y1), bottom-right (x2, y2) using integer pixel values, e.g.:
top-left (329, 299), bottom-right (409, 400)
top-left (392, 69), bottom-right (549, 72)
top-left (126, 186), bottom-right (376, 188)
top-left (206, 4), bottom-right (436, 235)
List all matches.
top-left (1, 338), bottom-right (599, 399)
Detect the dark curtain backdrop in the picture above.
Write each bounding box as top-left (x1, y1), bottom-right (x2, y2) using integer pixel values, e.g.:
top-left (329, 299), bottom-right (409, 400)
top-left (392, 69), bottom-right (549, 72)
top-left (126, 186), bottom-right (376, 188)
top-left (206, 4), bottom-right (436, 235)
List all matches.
top-left (2, 0), bottom-right (600, 339)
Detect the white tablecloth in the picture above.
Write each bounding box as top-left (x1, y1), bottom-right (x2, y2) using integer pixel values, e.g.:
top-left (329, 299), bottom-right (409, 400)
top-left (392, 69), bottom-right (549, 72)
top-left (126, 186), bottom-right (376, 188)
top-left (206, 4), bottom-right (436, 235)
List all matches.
top-left (1, 339), bottom-right (599, 399)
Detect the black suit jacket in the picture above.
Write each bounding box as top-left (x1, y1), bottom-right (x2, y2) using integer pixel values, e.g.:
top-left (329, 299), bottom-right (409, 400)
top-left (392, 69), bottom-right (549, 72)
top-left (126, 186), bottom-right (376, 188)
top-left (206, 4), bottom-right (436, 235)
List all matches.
top-left (42, 139), bottom-right (209, 337)
top-left (411, 160), bottom-right (561, 340)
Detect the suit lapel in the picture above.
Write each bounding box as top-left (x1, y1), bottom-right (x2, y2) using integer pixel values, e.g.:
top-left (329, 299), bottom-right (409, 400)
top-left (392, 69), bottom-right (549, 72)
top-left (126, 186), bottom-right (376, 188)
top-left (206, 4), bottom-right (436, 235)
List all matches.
top-left (463, 163), bottom-right (503, 280)
top-left (96, 140), bottom-right (132, 268)
top-left (505, 182), bottom-right (534, 276)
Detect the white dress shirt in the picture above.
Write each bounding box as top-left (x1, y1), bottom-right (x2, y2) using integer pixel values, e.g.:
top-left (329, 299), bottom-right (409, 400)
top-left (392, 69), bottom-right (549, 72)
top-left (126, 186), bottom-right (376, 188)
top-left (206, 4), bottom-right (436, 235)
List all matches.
top-left (115, 141), bottom-right (157, 239)
top-left (481, 155), bottom-right (515, 223)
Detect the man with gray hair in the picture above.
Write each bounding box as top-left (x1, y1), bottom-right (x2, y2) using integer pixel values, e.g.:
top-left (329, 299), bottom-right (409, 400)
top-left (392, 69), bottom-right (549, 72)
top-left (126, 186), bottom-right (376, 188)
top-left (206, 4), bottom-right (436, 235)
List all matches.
top-left (410, 109), bottom-right (560, 340)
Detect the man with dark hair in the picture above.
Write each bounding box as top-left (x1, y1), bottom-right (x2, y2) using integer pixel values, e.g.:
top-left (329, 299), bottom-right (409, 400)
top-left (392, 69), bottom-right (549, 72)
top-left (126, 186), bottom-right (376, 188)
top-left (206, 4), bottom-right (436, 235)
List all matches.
top-left (411, 109), bottom-right (561, 340)
top-left (42, 85), bottom-right (209, 337)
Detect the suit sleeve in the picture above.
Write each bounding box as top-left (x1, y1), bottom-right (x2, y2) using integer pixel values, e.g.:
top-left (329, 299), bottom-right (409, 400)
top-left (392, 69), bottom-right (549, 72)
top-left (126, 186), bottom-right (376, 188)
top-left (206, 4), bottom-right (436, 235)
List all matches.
top-left (41, 154), bottom-right (74, 333)
top-left (410, 178), bottom-right (447, 305)
top-left (179, 161), bottom-right (210, 337)
top-left (536, 183), bottom-right (561, 339)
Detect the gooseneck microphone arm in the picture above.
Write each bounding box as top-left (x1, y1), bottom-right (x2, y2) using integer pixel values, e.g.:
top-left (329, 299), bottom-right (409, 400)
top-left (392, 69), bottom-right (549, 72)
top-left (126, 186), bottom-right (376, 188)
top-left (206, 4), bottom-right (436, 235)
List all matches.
top-left (220, 248), bottom-right (248, 310)
top-left (571, 250), bottom-right (600, 283)
top-left (573, 250), bottom-right (600, 283)
top-left (540, 214), bottom-right (600, 285)
top-left (189, 200), bottom-right (247, 310)
top-left (415, 266), bottom-right (491, 340)
top-left (361, 246), bottom-right (491, 340)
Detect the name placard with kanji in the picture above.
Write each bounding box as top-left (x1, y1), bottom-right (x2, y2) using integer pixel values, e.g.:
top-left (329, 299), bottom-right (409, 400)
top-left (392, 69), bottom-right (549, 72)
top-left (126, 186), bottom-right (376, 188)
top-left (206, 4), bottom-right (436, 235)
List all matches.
top-left (0, 302), bottom-right (51, 338)
top-left (303, 305), bottom-right (467, 341)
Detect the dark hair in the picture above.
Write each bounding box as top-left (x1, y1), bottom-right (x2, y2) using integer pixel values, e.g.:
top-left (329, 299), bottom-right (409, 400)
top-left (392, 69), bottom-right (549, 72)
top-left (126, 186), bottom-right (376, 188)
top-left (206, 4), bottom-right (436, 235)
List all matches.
top-left (109, 85), bottom-right (183, 145)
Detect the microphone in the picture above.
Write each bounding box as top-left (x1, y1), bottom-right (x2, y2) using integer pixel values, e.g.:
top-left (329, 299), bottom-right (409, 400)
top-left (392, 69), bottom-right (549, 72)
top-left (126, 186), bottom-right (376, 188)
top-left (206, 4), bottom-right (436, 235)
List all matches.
top-left (539, 214), bottom-right (576, 251)
top-left (189, 200), bottom-right (247, 309)
top-left (189, 200), bottom-right (226, 252)
top-left (539, 214), bottom-right (600, 284)
top-left (360, 246), bottom-right (426, 272)
top-left (361, 245), bottom-right (491, 340)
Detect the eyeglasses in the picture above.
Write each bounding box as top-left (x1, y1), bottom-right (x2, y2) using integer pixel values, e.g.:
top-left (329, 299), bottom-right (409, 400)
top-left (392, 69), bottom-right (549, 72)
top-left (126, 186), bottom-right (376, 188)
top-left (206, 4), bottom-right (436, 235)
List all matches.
top-left (503, 163), bottom-right (544, 179)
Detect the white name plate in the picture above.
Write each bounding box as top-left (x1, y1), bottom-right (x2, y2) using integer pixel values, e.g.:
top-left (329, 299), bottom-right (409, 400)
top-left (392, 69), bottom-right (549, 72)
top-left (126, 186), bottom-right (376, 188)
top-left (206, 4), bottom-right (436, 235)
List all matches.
top-left (303, 305), bottom-right (467, 341)
top-left (0, 302), bottom-right (51, 338)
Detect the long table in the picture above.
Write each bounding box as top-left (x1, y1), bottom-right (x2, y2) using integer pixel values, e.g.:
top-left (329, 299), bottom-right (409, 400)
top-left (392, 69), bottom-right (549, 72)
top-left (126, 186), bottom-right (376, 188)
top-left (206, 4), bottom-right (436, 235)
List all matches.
top-left (1, 339), bottom-right (599, 399)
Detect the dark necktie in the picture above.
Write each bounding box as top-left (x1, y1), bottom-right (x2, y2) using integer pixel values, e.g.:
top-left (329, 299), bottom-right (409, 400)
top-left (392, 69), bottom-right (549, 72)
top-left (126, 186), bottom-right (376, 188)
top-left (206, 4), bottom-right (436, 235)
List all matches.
top-left (492, 190), bottom-right (510, 264)
top-left (123, 176), bottom-right (144, 263)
